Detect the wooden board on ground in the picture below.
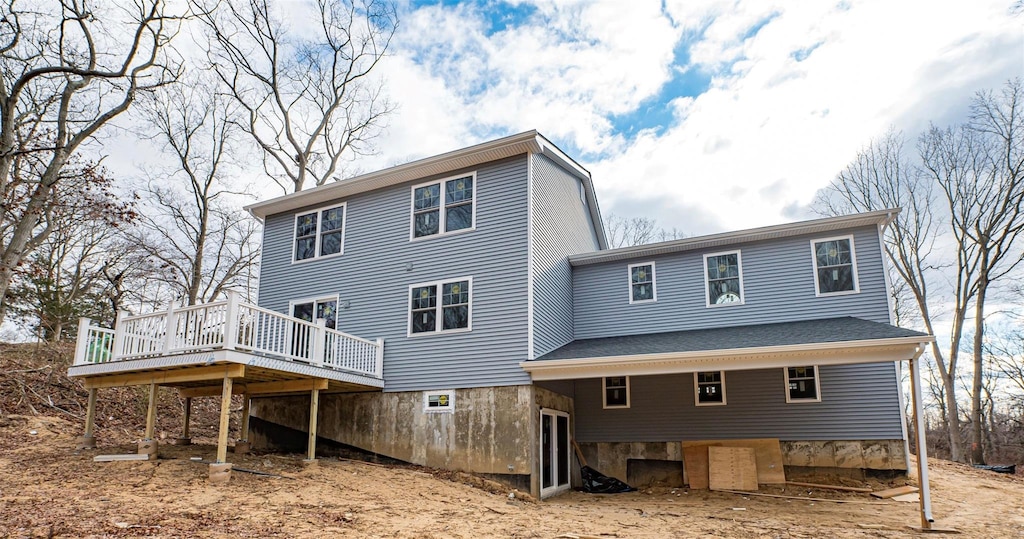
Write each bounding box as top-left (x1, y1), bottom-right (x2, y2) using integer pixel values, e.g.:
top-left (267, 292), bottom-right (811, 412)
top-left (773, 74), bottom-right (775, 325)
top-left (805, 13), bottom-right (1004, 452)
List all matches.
top-left (94, 454), bottom-right (151, 462)
top-left (708, 446), bottom-right (758, 491)
top-left (891, 493), bottom-right (921, 502)
top-left (870, 485), bottom-right (919, 499)
top-left (682, 439), bottom-right (786, 488)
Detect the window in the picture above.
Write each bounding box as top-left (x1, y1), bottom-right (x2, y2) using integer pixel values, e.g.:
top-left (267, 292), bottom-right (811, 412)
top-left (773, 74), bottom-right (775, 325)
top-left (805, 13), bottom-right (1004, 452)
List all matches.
top-left (423, 390), bottom-right (455, 413)
top-left (603, 376), bottom-right (629, 408)
top-left (811, 236), bottom-right (859, 295)
top-left (694, 371), bottom-right (726, 406)
top-left (628, 262), bottom-right (657, 303)
top-left (290, 296), bottom-right (338, 329)
top-left (704, 251), bottom-right (744, 306)
top-left (411, 174), bottom-right (475, 239)
top-left (293, 203), bottom-right (346, 262)
top-left (785, 366), bottom-right (821, 403)
top-left (408, 277), bottom-right (472, 335)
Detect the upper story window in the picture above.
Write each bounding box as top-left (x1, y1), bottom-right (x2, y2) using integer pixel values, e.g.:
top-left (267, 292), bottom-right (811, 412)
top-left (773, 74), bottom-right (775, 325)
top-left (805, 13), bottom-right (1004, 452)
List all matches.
top-left (694, 371), bottom-right (726, 406)
top-left (704, 250), bottom-right (744, 306)
top-left (411, 173), bottom-right (476, 239)
top-left (811, 235), bottom-right (859, 296)
top-left (294, 203), bottom-right (346, 262)
top-left (603, 376), bottom-right (630, 408)
top-left (628, 262), bottom-right (657, 303)
top-left (409, 277), bottom-right (472, 336)
top-left (785, 366), bottom-right (821, 403)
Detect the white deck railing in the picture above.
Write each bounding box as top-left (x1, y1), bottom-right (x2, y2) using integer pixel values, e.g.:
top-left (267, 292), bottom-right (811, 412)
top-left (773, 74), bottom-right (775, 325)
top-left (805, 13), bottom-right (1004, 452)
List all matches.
top-left (72, 291), bottom-right (384, 379)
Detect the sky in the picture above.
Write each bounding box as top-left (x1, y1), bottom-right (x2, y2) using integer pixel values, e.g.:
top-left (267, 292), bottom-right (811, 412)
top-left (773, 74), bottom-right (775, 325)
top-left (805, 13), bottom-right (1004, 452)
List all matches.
top-left (349, 0), bottom-right (1023, 236)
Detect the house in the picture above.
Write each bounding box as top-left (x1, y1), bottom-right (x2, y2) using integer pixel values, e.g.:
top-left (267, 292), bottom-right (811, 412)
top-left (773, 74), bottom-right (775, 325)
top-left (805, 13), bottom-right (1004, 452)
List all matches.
top-left (68, 131), bottom-right (935, 504)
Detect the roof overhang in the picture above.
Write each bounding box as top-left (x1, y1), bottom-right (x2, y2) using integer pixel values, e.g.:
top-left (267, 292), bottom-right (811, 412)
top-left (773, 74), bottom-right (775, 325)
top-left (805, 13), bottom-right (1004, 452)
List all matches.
top-left (569, 208), bottom-right (900, 266)
top-left (521, 336), bottom-right (932, 381)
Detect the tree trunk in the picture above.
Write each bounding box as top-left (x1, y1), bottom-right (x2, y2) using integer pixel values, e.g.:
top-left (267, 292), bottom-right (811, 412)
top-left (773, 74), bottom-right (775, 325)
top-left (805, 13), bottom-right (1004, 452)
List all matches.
top-left (970, 279), bottom-right (988, 464)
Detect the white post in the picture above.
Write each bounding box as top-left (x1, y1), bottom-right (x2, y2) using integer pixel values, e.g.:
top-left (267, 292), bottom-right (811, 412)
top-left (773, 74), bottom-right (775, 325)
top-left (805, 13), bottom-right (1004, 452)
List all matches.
top-left (375, 338), bottom-right (385, 378)
top-left (112, 310), bottom-right (128, 360)
top-left (223, 290), bottom-right (240, 350)
top-left (74, 318), bottom-right (92, 365)
top-left (909, 353), bottom-right (934, 529)
top-left (163, 303), bottom-right (177, 354)
top-left (312, 319), bottom-right (327, 367)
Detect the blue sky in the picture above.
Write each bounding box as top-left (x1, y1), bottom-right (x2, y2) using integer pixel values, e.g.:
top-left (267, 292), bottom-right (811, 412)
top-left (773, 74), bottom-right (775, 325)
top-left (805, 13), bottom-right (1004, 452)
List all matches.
top-left (368, 0), bottom-right (1022, 235)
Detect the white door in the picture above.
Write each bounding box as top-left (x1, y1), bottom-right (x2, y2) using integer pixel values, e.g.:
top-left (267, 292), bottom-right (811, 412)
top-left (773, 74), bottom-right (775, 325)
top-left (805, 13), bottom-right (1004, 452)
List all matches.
top-left (540, 409), bottom-right (571, 498)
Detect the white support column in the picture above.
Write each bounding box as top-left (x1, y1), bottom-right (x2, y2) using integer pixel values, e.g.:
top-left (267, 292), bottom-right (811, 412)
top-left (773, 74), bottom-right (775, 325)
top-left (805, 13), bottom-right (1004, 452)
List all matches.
top-left (375, 338), bottom-right (385, 378)
top-left (312, 319), bottom-right (327, 367)
top-left (74, 318), bottom-right (92, 365)
top-left (223, 290), bottom-right (240, 350)
top-left (112, 310), bottom-right (128, 360)
top-left (909, 353), bottom-right (934, 529)
top-left (163, 303), bottom-right (177, 354)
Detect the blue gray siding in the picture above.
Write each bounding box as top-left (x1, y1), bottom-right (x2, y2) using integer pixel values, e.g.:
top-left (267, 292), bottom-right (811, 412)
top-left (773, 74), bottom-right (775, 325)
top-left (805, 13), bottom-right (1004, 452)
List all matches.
top-left (531, 154), bottom-right (601, 357)
top-left (258, 156), bottom-right (531, 392)
top-left (540, 362), bottom-right (903, 441)
top-left (573, 226), bottom-right (890, 339)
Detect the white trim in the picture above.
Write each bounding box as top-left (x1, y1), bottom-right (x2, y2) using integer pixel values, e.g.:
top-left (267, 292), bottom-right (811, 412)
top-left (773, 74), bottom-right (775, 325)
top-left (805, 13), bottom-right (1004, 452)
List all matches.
top-left (287, 294), bottom-right (340, 318)
top-left (601, 375), bottom-right (630, 409)
top-left (539, 408), bottom-right (572, 499)
top-left (291, 202), bottom-right (347, 264)
top-left (527, 153), bottom-right (535, 360)
top-left (406, 276), bottom-right (474, 337)
top-left (895, 360), bottom-right (912, 474)
top-left (627, 262), bottom-right (657, 304)
top-left (703, 250), bottom-right (745, 307)
top-left (408, 172), bottom-right (478, 241)
top-left (784, 365), bottom-right (822, 403)
top-left (694, 371), bottom-right (727, 406)
top-left (810, 234), bottom-right (860, 297)
top-left (423, 389), bottom-right (455, 413)
top-left (878, 222), bottom-right (897, 325)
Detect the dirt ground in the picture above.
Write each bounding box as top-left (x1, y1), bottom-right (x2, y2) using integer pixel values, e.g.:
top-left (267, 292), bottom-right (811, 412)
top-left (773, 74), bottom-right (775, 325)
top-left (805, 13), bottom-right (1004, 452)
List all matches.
top-left (1, 415), bottom-right (1023, 538)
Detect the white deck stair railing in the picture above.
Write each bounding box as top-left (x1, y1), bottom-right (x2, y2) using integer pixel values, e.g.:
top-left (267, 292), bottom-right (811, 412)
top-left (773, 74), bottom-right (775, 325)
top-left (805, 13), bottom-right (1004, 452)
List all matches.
top-left (73, 291), bottom-right (384, 379)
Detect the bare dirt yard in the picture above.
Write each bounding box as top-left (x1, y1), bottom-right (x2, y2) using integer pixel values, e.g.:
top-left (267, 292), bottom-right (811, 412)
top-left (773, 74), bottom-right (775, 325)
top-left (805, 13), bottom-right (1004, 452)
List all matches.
top-left (2, 343), bottom-right (1023, 538)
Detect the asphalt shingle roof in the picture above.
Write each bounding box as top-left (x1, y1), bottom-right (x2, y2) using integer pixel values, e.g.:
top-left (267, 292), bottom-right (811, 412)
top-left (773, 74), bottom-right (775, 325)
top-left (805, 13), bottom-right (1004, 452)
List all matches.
top-left (535, 317), bottom-right (929, 361)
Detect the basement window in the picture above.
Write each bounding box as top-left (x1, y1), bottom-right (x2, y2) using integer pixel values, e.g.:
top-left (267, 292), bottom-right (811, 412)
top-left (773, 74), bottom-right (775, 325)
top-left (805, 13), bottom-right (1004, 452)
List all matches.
top-left (603, 376), bottom-right (630, 409)
top-left (424, 390), bottom-right (455, 413)
top-left (694, 371), bottom-right (726, 406)
top-left (785, 366), bottom-right (821, 403)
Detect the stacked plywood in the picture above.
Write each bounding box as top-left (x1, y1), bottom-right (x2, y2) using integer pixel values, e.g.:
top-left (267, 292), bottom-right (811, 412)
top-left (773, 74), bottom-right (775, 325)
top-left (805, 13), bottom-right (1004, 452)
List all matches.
top-left (682, 438), bottom-right (786, 491)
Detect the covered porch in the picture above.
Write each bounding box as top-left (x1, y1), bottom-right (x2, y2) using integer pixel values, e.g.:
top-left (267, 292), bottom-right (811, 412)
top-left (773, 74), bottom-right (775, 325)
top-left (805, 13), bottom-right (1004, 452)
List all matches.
top-left (67, 291), bottom-right (385, 482)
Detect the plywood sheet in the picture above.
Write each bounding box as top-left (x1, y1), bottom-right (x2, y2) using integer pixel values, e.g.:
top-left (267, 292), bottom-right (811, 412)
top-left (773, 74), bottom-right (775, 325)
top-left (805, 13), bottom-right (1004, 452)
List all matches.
top-left (870, 485), bottom-right (919, 499)
top-left (708, 446), bottom-right (758, 491)
top-left (682, 439), bottom-right (786, 488)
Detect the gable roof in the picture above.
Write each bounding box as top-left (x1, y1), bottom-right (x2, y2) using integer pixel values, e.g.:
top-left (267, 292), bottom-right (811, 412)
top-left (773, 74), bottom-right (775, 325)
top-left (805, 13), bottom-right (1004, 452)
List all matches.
top-left (569, 209), bottom-right (899, 266)
top-left (244, 130), bottom-right (609, 248)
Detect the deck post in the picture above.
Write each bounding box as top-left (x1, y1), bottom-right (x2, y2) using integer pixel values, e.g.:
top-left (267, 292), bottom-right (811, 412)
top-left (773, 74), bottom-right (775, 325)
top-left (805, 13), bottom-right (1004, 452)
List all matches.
top-left (209, 374), bottom-right (234, 484)
top-left (312, 319), bottom-right (327, 367)
top-left (73, 318), bottom-right (92, 365)
top-left (375, 338), bottom-right (385, 378)
top-left (174, 397), bottom-right (193, 445)
top-left (112, 310), bottom-right (128, 360)
top-left (138, 382), bottom-right (159, 460)
top-left (909, 351), bottom-right (934, 529)
top-left (223, 290), bottom-right (240, 350)
top-left (163, 303), bottom-right (177, 354)
top-left (233, 393), bottom-right (251, 455)
top-left (76, 387), bottom-right (98, 449)
top-left (306, 387), bottom-right (320, 462)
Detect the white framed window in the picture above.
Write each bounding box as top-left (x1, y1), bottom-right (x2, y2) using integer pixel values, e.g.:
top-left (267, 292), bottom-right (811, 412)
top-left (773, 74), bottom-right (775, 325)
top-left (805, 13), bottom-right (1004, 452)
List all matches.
top-left (289, 295), bottom-right (339, 329)
top-left (694, 371), bottom-right (726, 406)
top-left (602, 376), bottom-right (630, 408)
top-left (410, 173), bottom-right (476, 240)
top-left (811, 235), bottom-right (860, 296)
top-left (785, 366), bottom-right (822, 403)
top-left (423, 390), bottom-right (455, 413)
top-left (703, 250), bottom-right (744, 307)
top-left (408, 277), bottom-right (472, 336)
top-left (628, 262), bottom-right (657, 303)
top-left (293, 203), bottom-right (346, 262)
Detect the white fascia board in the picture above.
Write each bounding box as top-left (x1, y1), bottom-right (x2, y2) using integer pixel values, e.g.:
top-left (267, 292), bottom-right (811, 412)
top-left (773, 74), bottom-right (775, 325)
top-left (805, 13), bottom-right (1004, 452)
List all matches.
top-left (520, 336), bottom-right (933, 381)
top-left (569, 208), bottom-right (902, 266)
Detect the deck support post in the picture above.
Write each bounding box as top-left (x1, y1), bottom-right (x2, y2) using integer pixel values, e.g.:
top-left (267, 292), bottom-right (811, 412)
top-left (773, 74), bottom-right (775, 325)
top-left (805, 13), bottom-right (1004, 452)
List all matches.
top-left (138, 382), bottom-right (159, 459)
top-left (210, 374), bottom-right (234, 484)
top-left (76, 387), bottom-right (98, 449)
top-left (233, 393), bottom-right (251, 454)
top-left (306, 387), bottom-right (320, 462)
top-left (909, 350), bottom-right (934, 529)
top-left (174, 397), bottom-right (193, 445)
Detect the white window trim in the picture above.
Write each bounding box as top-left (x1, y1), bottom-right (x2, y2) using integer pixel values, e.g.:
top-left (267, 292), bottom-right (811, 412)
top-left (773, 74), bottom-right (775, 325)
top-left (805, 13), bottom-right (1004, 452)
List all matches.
top-left (810, 234), bottom-right (860, 297)
top-left (703, 250), bottom-right (745, 307)
top-left (693, 371), bottom-right (727, 407)
top-left (627, 261), bottom-right (658, 304)
top-left (602, 376), bottom-right (630, 409)
top-left (408, 172), bottom-right (478, 242)
top-left (287, 294), bottom-right (340, 321)
top-left (784, 365), bottom-right (822, 403)
top-left (291, 202), bottom-right (347, 264)
top-left (423, 389), bottom-right (456, 413)
top-left (406, 276), bottom-right (474, 337)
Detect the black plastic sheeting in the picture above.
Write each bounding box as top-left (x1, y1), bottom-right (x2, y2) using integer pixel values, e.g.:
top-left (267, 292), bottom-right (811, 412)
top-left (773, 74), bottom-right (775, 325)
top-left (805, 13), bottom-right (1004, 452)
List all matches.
top-left (580, 465), bottom-right (636, 494)
top-left (972, 464), bottom-right (1017, 474)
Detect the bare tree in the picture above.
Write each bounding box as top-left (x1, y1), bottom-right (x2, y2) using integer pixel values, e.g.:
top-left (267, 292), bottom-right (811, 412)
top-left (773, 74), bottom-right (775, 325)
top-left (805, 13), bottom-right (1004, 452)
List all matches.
top-left (920, 79), bottom-right (1024, 463)
top-left (131, 74), bottom-right (260, 305)
top-left (193, 0), bottom-right (397, 193)
top-left (605, 213), bottom-right (688, 248)
top-left (0, 0), bottom-right (181, 327)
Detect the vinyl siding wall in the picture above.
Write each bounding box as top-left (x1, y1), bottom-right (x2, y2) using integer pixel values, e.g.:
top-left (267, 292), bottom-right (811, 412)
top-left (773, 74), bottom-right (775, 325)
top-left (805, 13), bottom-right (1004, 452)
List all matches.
top-left (541, 362), bottom-right (904, 441)
top-left (573, 225), bottom-right (890, 339)
top-left (258, 156), bottom-right (531, 392)
top-left (531, 154), bottom-right (601, 357)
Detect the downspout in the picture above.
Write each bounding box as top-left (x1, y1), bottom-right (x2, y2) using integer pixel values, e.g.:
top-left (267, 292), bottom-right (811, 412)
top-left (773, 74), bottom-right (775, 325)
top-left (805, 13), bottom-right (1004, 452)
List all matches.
top-left (908, 342), bottom-right (935, 528)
